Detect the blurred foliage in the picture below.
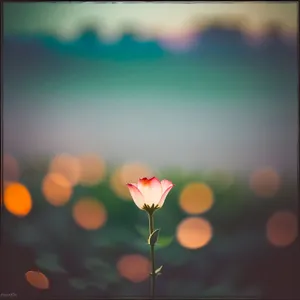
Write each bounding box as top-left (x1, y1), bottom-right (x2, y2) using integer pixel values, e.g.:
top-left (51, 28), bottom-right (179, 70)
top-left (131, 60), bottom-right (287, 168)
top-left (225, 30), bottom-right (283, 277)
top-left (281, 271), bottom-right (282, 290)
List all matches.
top-left (1, 162), bottom-right (299, 298)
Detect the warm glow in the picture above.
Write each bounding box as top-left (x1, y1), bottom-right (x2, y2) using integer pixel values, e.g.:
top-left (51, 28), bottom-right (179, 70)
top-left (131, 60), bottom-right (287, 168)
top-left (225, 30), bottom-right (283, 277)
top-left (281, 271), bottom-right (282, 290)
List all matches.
top-left (3, 154), bottom-right (20, 182)
top-left (176, 217), bottom-right (213, 249)
top-left (158, 34), bottom-right (197, 53)
top-left (78, 154), bottom-right (106, 186)
top-left (179, 183), bottom-right (214, 214)
top-left (1, 181), bottom-right (13, 206)
top-left (25, 271), bottom-right (49, 289)
top-left (4, 183), bottom-right (32, 217)
top-left (72, 197), bottom-right (107, 230)
top-left (266, 211), bottom-right (298, 247)
top-left (117, 254), bottom-right (150, 283)
top-left (110, 169), bottom-right (127, 199)
top-left (250, 167), bottom-right (281, 198)
top-left (49, 153), bottom-right (81, 186)
top-left (42, 173), bottom-right (73, 206)
top-left (110, 162), bottom-right (153, 200)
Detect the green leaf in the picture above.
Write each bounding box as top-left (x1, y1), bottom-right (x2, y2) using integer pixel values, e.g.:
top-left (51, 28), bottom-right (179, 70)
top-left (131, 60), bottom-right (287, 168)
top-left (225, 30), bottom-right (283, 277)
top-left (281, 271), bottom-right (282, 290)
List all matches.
top-left (148, 229), bottom-right (160, 245)
top-left (155, 265), bottom-right (163, 275)
top-left (156, 235), bottom-right (174, 249)
top-left (136, 226), bottom-right (173, 249)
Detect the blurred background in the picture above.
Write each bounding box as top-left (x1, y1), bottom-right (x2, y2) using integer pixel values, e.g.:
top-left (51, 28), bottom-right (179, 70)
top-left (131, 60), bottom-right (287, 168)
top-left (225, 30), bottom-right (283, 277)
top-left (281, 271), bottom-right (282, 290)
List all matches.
top-left (1, 2), bottom-right (299, 299)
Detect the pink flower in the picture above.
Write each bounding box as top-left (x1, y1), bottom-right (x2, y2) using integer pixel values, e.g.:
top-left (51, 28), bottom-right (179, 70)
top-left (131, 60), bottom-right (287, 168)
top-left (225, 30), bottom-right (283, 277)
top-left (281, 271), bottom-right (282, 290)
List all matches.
top-left (127, 177), bottom-right (174, 210)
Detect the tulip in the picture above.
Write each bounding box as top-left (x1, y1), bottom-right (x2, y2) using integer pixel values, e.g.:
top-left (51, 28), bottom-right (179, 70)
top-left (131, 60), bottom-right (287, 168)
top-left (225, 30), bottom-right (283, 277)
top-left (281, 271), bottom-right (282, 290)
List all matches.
top-left (127, 177), bottom-right (174, 299)
top-left (127, 177), bottom-right (174, 213)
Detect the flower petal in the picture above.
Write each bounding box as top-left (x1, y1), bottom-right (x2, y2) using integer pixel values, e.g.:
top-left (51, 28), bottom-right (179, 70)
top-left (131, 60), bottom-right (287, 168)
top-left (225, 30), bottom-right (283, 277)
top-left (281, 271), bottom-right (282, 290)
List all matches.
top-left (127, 184), bottom-right (144, 209)
top-left (157, 180), bottom-right (174, 208)
top-left (161, 180), bottom-right (174, 192)
top-left (138, 177), bottom-right (162, 206)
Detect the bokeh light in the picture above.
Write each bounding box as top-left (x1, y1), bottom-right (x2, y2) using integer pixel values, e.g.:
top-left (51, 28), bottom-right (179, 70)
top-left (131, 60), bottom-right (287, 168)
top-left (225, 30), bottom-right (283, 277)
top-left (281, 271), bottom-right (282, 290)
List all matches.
top-left (250, 167), bottom-right (281, 198)
top-left (4, 183), bottom-right (32, 217)
top-left (179, 183), bottom-right (214, 214)
top-left (78, 154), bottom-right (106, 186)
top-left (42, 173), bottom-right (73, 206)
top-left (116, 254), bottom-right (150, 283)
top-left (176, 217), bottom-right (213, 249)
top-left (110, 169), bottom-right (127, 199)
top-left (3, 153), bottom-right (20, 182)
top-left (266, 211), bottom-right (298, 247)
top-left (49, 153), bottom-right (81, 186)
top-left (25, 270), bottom-right (49, 289)
top-left (110, 162), bottom-right (153, 200)
top-left (72, 197), bottom-right (107, 230)
top-left (1, 181), bottom-right (13, 205)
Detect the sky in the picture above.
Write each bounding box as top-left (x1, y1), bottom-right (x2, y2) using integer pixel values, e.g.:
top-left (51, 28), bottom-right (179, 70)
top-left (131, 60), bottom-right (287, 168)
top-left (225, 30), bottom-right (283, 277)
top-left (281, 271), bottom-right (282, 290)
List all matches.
top-left (3, 2), bottom-right (299, 39)
top-left (3, 2), bottom-right (299, 175)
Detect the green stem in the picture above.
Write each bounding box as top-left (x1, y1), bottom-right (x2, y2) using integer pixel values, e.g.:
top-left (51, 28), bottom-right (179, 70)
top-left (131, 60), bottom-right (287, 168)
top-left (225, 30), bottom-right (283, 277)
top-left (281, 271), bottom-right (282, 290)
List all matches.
top-left (148, 212), bottom-right (155, 300)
